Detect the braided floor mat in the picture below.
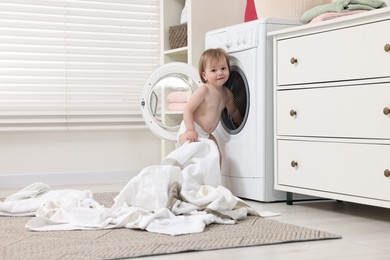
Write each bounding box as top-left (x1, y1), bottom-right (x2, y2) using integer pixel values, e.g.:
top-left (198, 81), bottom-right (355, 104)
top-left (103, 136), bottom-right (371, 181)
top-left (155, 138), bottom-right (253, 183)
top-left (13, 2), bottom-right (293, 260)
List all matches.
top-left (0, 192), bottom-right (341, 259)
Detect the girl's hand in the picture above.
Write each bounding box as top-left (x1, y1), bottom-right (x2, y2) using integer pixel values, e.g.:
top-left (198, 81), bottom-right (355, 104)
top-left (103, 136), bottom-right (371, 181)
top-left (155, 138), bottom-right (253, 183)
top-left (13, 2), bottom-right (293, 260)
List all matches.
top-left (184, 129), bottom-right (198, 143)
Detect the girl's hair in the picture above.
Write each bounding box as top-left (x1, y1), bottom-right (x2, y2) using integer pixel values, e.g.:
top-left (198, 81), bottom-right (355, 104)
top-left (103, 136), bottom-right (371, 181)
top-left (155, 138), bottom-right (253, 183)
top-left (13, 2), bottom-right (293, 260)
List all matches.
top-left (198, 48), bottom-right (230, 83)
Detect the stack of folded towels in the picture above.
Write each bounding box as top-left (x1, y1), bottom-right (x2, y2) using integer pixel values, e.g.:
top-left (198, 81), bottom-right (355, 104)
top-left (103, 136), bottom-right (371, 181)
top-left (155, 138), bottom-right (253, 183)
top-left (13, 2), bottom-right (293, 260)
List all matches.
top-left (167, 91), bottom-right (189, 111)
top-left (301, 0), bottom-right (387, 23)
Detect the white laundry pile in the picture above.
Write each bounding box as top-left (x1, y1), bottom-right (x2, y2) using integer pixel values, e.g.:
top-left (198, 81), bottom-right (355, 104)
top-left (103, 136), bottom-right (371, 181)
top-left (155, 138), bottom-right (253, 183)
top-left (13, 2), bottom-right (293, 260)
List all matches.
top-left (0, 139), bottom-right (265, 236)
top-left (0, 182), bottom-right (93, 217)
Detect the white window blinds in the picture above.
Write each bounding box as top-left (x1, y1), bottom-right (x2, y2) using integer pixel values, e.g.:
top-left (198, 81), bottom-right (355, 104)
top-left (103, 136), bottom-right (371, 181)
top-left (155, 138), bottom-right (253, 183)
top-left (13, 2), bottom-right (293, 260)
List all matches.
top-left (0, 0), bottom-right (160, 131)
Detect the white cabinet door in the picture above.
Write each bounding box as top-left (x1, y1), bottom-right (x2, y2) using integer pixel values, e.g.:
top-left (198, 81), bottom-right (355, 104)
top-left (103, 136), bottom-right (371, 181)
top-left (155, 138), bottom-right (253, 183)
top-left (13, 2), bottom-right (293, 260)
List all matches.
top-left (276, 19), bottom-right (390, 86)
top-left (276, 83), bottom-right (390, 139)
top-left (276, 140), bottom-right (390, 201)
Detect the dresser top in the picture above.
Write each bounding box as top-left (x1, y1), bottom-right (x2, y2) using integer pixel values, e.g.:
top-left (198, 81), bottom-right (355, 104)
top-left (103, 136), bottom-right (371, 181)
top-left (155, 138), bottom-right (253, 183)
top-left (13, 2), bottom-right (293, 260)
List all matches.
top-left (268, 7), bottom-right (390, 38)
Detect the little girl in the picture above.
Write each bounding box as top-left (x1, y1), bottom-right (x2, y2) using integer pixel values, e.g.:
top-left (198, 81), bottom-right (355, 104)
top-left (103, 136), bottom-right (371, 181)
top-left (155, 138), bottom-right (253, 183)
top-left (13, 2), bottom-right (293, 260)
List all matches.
top-left (177, 48), bottom-right (242, 161)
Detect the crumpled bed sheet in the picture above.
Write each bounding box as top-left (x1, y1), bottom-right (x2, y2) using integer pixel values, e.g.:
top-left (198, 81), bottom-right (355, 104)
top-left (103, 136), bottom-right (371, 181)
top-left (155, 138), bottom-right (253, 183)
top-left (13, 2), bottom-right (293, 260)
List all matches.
top-left (0, 139), bottom-right (270, 236)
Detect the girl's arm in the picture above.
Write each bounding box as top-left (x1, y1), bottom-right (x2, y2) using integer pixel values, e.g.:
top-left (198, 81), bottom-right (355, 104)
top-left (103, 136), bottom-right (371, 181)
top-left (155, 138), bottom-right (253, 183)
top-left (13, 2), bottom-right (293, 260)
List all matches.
top-left (225, 89), bottom-right (243, 127)
top-left (181, 86), bottom-right (208, 142)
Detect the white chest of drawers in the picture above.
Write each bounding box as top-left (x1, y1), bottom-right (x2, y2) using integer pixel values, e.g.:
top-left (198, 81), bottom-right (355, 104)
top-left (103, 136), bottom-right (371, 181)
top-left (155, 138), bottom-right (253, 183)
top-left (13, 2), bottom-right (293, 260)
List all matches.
top-left (271, 8), bottom-right (390, 208)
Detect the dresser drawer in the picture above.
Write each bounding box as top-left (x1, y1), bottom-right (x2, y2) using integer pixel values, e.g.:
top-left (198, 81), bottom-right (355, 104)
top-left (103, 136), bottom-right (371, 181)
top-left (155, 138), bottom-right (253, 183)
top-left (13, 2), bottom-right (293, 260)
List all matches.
top-left (276, 83), bottom-right (390, 139)
top-left (276, 19), bottom-right (390, 86)
top-left (276, 140), bottom-right (390, 201)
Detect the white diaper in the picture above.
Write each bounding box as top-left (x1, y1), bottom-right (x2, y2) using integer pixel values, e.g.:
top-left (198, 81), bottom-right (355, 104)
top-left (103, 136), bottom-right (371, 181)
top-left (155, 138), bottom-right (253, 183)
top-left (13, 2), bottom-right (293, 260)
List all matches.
top-left (177, 121), bottom-right (210, 145)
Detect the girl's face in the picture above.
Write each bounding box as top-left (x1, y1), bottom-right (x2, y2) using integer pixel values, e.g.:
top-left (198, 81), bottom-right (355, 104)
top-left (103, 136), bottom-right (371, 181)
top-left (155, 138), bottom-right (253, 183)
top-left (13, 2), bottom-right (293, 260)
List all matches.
top-left (202, 57), bottom-right (230, 87)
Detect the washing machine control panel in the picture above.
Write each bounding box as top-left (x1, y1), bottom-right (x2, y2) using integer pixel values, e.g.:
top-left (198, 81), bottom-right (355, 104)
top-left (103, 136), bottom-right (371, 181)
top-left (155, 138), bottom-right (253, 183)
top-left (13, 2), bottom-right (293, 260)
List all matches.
top-left (225, 28), bottom-right (257, 52)
top-left (206, 25), bottom-right (259, 53)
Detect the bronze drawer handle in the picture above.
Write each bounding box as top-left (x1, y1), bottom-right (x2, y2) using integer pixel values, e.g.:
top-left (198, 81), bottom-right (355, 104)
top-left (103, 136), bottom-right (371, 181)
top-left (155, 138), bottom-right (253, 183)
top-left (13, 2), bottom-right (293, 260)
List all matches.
top-left (385, 44), bottom-right (390, 52)
top-left (290, 109), bottom-right (297, 117)
top-left (290, 57), bottom-right (298, 64)
top-left (384, 169), bottom-right (390, 177)
top-left (291, 160), bottom-right (298, 168)
top-left (384, 107), bottom-right (390, 115)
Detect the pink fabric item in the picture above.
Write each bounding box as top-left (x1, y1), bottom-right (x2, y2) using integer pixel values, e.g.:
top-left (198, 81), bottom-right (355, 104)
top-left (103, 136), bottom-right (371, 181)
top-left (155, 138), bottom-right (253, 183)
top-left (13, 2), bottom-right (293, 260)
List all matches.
top-left (310, 10), bottom-right (366, 23)
top-left (244, 0), bottom-right (258, 22)
top-left (168, 103), bottom-right (186, 111)
top-left (167, 91), bottom-right (188, 103)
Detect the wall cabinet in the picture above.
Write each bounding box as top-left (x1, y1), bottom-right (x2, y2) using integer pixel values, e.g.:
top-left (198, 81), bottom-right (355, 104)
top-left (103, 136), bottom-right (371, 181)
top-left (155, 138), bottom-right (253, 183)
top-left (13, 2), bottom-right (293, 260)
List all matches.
top-left (271, 8), bottom-right (390, 208)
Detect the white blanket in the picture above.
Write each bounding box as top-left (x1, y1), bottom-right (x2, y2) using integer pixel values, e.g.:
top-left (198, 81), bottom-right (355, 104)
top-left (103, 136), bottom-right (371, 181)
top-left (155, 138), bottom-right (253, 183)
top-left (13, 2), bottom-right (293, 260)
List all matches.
top-left (0, 139), bottom-right (259, 235)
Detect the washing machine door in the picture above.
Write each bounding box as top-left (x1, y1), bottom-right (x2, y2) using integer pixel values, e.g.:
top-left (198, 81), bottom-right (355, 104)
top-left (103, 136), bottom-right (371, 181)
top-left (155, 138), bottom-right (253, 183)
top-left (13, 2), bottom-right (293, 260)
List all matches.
top-left (141, 62), bottom-right (202, 141)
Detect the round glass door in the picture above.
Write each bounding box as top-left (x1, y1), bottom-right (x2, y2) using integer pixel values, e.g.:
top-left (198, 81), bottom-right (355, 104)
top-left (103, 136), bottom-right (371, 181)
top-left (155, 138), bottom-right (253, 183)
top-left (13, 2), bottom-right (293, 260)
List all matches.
top-left (141, 62), bottom-right (201, 141)
top-left (220, 59), bottom-right (249, 134)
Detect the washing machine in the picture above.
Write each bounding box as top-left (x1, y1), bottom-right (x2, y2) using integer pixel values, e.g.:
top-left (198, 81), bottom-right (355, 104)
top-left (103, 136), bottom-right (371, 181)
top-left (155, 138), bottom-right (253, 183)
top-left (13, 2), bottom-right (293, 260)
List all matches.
top-left (205, 18), bottom-right (301, 202)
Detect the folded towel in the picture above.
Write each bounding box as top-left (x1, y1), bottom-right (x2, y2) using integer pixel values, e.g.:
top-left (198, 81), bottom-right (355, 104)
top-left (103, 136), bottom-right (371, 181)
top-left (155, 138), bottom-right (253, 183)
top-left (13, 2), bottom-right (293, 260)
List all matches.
top-left (167, 91), bottom-right (188, 103)
top-left (301, 0), bottom-right (386, 23)
top-left (310, 10), bottom-right (366, 23)
top-left (350, 0), bottom-right (387, 8)
top-left (346, 4), bottom-right (376, 11)
top-left (168, 102), bottom-right (186, 111)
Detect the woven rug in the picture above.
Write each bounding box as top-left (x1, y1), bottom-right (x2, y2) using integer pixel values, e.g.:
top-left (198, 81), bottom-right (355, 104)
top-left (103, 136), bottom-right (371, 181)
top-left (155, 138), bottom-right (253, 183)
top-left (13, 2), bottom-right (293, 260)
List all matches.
top-left (0, 192), bottom-right (341, 259)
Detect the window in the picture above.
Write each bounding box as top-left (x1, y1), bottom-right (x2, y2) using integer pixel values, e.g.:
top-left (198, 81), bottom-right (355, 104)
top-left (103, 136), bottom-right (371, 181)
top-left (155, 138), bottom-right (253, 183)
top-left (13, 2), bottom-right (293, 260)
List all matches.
top-left (0, 0), bottom-right (160, 131)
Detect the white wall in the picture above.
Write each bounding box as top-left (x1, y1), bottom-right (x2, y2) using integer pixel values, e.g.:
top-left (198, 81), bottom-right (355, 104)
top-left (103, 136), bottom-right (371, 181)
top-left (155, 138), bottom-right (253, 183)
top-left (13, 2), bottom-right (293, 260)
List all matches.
top-left (3, 0), bottom-right (388, 190)
top-left (255, 0), bottom-right (332, 19)
top-left (0, 129), bottom-right (161, 188)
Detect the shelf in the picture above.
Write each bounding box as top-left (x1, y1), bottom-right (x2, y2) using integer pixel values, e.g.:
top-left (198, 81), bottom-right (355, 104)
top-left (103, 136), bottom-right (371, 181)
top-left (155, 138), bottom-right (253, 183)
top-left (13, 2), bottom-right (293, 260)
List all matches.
top-left (163, 46), bottom-right (188, 63)
top-left (164, 111), bottom-right (184, 115)
top-left (164, 46), bottom-right (188, 55)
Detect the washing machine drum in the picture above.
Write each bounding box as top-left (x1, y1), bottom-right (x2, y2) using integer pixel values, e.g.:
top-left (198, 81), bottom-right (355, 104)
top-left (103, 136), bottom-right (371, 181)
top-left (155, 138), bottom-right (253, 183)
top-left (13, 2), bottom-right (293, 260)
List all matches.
top-left (221, 65), bottom-right (249, 135)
